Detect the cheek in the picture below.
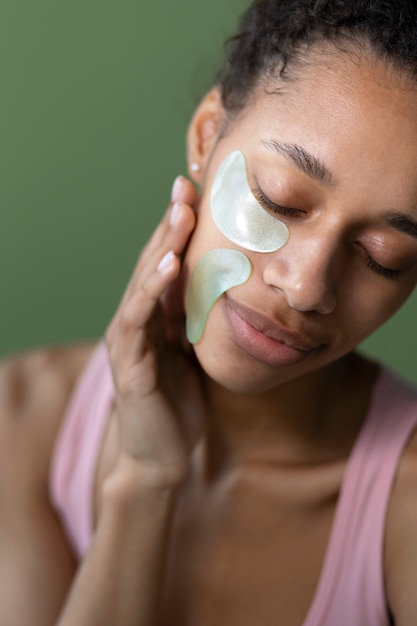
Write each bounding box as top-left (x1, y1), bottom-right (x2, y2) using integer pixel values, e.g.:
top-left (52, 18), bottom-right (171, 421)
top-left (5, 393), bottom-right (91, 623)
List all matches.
top-left (336, 278), bottom-right (414, 347)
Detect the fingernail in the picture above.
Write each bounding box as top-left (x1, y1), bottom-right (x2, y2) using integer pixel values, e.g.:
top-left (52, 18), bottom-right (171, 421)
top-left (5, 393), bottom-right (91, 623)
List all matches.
top-left (170, 202), bottom-right (181, 226)
top-left (171, 176), bottom-right (184, 201)
top-left (158, 250), bottom-right (176, 273)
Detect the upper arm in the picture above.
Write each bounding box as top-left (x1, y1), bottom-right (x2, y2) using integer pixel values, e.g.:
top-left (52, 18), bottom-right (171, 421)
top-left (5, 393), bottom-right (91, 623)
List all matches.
top-left (0, 345), bottom-right (94, 625)
top-left (385, 428), bottom-right (417, 625)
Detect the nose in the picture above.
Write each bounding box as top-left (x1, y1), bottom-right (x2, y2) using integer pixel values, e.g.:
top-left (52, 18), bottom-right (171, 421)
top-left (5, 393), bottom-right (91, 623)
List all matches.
top-left (262, 232), bottom-right (338, 315)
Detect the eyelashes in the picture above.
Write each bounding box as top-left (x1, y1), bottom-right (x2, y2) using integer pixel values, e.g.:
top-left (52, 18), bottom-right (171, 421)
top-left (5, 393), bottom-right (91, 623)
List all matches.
top-left (357, 246), bottom-right (401, 281)
top-left (252, 184), bottom-right (305, 218)
top-left (252, 182), bottom-right (403, 282)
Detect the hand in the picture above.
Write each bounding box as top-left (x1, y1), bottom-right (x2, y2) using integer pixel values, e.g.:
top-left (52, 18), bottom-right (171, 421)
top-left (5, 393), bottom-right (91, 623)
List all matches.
top-left (105, 177), bottom-right (205, 490)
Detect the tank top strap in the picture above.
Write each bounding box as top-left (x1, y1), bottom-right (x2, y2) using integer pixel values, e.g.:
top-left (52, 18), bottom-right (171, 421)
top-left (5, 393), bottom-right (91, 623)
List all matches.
top-left (49, 341), bottom-right (114, 559)
top-left (303, 366), bottom-right (417, 626)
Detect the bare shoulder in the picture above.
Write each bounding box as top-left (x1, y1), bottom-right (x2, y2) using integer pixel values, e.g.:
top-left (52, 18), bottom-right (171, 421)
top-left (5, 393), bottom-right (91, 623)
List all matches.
top-left (385, 424), bottom-right (417, 624)
top-left (0, 341), bottom-right (98, 624)
top-left (0, 341), bottom-right (97, 493)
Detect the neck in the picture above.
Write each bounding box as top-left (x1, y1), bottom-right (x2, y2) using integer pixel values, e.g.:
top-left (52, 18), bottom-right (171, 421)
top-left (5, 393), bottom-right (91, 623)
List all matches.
top-left (199, 352), bottom-right (378, 478)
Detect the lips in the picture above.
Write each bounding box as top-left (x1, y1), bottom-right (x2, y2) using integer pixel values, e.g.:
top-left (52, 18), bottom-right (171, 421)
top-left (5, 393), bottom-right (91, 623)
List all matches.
top-left (223, 295), bottom-right (323, 366)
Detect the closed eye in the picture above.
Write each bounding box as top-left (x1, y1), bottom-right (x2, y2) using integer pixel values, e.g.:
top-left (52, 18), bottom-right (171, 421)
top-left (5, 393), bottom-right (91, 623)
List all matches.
top-left (254, 183), bottom-right (406, 281)
top-left (252, 183), bottom-right (305, 218)
top-left (356, 244), bottom-right (402, 281)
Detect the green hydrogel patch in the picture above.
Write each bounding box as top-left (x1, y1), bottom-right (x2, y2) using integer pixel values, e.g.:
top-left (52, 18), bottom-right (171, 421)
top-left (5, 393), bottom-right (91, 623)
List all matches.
top-left (186, 248), bottom-right (252, 344)
top-left (211, 150), bottom-right (289, 253)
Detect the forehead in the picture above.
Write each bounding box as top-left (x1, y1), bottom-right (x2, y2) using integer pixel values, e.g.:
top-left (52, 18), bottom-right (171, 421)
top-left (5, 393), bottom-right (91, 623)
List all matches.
top-left (230, 49), bottom-right (417, 212)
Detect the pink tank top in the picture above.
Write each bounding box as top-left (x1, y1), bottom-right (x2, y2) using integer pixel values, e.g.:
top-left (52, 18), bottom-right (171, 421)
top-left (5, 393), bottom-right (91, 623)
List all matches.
top-left (49, 342), bottom-right (417, 625)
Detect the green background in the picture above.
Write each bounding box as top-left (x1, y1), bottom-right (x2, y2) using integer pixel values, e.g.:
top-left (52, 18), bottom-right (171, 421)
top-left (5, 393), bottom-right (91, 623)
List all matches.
top-left (1, 0), bottom-right (416, 382)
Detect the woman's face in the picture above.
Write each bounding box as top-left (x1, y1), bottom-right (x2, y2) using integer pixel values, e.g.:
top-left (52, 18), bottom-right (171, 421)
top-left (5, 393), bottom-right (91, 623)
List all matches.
top-left (183, 50), bottom-right (417, 392)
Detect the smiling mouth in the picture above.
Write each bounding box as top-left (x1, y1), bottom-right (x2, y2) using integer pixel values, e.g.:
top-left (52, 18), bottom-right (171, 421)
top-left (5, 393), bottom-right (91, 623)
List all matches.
top-left (223, 294), bottom-right (323, 366)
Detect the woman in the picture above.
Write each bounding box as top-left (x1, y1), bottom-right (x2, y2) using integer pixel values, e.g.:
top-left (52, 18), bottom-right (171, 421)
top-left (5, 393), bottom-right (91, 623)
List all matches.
top-left (2, 0), bottom-right (417, 624)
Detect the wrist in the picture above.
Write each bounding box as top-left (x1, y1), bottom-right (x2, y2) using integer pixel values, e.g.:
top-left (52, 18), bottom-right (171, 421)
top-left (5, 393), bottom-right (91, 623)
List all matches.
top-left (102, 455), bottom-right (183, 510)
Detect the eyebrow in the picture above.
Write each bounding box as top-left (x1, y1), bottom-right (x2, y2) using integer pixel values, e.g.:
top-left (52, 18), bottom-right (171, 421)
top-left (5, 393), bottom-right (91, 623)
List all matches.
top-left (262, 139), bottom-right (337, 187)
top-left (263, 139), bottom-right (417, 242)
top-left (385, 211), bottom-right (417, 241)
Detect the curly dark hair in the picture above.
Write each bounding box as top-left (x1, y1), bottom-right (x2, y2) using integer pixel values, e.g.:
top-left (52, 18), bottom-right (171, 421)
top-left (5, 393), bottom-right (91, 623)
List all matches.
top-left (218, 0), bottom-right (417, 113)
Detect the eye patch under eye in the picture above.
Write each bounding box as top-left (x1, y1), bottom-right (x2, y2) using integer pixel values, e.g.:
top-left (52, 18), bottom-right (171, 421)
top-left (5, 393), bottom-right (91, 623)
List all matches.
top-left (186, 248), bottom-right (252, 344)
top-left (210, 150), bottom-right (289, 253)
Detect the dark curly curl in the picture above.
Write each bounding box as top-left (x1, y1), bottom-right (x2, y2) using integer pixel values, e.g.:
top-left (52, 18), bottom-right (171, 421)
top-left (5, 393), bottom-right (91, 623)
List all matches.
top-left (218, 0), bottom-right (417, 114)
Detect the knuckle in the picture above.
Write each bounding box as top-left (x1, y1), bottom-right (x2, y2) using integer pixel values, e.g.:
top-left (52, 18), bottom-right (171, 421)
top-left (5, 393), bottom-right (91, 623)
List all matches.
top-left (119, 304), bottom-right (138, 331)
top-left (141, 278), bottom-right (155, 300)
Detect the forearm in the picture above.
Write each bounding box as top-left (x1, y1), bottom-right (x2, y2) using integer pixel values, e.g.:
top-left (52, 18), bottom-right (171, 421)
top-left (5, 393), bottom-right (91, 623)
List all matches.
top-left (57, 462), bottom-right (178, 626)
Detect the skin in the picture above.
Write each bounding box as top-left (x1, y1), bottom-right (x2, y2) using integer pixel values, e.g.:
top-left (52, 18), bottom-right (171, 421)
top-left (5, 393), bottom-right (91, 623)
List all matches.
top-left (1, 45), bottom-right (417, 625)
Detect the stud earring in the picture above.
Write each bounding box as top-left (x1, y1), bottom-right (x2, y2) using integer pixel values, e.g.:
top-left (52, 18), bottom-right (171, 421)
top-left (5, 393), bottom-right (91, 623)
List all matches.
top-left (191, 162), bottom-right (201, 172)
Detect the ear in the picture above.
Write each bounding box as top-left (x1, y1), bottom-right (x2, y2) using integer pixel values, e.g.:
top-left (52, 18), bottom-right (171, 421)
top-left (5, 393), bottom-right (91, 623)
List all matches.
top-left (186, 87), bottom-right (225, 184)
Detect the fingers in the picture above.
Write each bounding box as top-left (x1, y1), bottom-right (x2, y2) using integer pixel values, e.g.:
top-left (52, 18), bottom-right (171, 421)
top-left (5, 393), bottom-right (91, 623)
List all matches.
top-left (128, 198), bottom-right (195, 300)
top-left (107, 175), bottom-right (196, 334)
top-left (123, 177), bottom-right (196, 297)
top-left (172, 175), bottom-right (198, 207)
top-left (138, 177), bottom-right (197, 269)
top-left (106, 175), bottom-right (197, 370)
